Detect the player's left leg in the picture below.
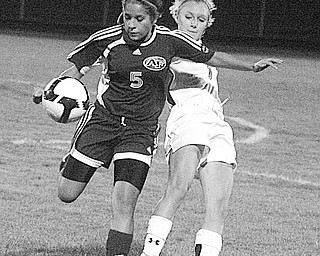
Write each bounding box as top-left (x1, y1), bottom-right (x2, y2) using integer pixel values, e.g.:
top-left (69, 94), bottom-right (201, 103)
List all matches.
top-left (106, 159), bottom-right (149, 256)
top-left (195, 161), bottom-right (234, 256)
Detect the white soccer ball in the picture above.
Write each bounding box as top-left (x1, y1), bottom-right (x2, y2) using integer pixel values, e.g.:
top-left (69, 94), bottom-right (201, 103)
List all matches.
top-left (42, 76), bottom-right (90, 123)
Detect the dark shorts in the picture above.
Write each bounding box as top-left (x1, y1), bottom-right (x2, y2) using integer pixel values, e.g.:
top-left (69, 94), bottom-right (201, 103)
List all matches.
top-left (62, 102), bottom-right (159, 187)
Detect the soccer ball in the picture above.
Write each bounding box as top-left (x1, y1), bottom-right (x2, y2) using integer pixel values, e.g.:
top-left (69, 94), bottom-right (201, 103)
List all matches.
top-left (42, 76), bottom-right (90, 123)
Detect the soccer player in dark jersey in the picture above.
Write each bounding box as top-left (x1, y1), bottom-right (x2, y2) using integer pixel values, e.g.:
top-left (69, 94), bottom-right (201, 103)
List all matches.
top-left (33, 0), bottom-right (281, 255)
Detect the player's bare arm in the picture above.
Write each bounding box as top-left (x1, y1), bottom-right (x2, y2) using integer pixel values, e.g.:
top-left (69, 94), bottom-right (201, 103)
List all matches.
top-left (59, 65), bottom-right (83, 80)
top-left (252, 58), bottom-right (283, 72)
top-left (206, 51), bottom-right (283, 72)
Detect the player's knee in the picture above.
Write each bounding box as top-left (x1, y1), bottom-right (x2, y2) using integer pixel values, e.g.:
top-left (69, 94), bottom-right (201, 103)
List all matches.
top-left (57, 176), bottom-right (87, 203)
top-left (165, 180), bottom-right (191, 202)
top-left (57, 183), bottom-right (81, 203)
top-left (57, 155), bottom-right (94, 203)
top-left (60, 155), bottom-right (96, 183)
top-left (114, 159), bottom-right (149, 192)
top-left (213, 186), bottom-right (232, 209)
top-left (216, 195), bottom-right (230, 213)
top-left (58, 189), bottom-right (79, 203)
top-left (206, 195), bottom-right (230, 220)
top-left (113, 196), bottom-right (136, 216)
top-left (112, 182), bottom-right (140, 217)
top-left (113, 205), bottom-right (135, 220)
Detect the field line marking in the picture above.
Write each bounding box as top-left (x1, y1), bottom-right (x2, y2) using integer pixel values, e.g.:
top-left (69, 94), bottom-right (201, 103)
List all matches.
top-left (11, 138), bottom-right (70, 150)
top-left (238, 170), bottom-right (320, 188)
top-left (2, 78), bottom-right (34, 85)
top-left (12, 138), bottom-right (70, 145)
top-left (152, 157), bottom-right (320, 187)
top-left (226, 116), bottom-right (269, 144)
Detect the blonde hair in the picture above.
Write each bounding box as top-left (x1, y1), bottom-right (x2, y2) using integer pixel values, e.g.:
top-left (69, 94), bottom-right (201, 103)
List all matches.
top-left (169, 0), bottom-right (217, 27)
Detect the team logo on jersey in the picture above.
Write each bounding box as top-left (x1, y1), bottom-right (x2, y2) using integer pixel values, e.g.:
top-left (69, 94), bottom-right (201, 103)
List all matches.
top-left (201, 45), bottom-right (210, 53)
top-left (143, 56), bottom-right (166, 71)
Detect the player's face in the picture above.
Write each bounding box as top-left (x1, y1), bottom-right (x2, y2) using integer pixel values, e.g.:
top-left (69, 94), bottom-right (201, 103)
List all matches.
top-left (176, 1), bottom-right (210, 40)
top-left (123, 2), bottom-right (156, 42)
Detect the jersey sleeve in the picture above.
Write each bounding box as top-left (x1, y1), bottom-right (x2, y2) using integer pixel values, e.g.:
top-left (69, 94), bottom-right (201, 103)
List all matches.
top-left (67, 36), bottom-right (110, 73)
top-left (169, 31), bottom-right (215, 63)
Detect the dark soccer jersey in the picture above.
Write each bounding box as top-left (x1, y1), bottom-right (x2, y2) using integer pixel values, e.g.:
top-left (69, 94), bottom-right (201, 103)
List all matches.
top-left (67, 25), bottom-right (215, 122)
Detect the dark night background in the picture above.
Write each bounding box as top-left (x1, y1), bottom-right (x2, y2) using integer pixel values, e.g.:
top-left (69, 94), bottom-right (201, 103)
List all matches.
top-left (1, 0), bottom-right (319, 48)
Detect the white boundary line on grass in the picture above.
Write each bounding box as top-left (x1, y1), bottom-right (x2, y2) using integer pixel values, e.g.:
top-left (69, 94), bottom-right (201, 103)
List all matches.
top-left (2, 78), bottom-right (34, 85)
top-left (239, 170), bottom-right (320, 187)
top-left (12, 138), bottom-right (70, 150)
top-left (226, 116), bottom-right (269, 144)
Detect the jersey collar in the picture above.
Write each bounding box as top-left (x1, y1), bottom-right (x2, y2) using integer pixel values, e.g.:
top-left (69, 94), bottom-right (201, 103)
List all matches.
top-left (122, 26), bottom-right (157, 50)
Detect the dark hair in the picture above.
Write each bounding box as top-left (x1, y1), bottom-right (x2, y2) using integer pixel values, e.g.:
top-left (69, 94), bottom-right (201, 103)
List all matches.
top-left (145, 0), bottom-right (163, 13)
top-left (122, 0), bottom-right (163, 20)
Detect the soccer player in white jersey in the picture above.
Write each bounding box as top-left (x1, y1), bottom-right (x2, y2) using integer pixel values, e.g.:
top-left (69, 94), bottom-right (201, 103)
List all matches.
top-left (140, 1), bottom-right (283, 256)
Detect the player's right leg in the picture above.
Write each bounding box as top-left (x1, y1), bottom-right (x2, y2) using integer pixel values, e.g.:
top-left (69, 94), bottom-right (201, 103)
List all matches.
top-left (141, 145), bottom-right (203, 256)
top-left (58, 177), bottom-right (88, 203)
top-left (57, 103), bottom-right (111, 203)
top-left (154, 145), bottom-right (202, 218)
top-left (58, 155), bottom-right (97, 203)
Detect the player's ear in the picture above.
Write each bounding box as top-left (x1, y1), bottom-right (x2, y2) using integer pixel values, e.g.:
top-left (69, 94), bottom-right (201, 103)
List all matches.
top-left (152, 12), bottom-right (162, 24)
top-left (172, 14), bottom-right (179, 25)
top-left (153, 18), bottom-right (158, 25)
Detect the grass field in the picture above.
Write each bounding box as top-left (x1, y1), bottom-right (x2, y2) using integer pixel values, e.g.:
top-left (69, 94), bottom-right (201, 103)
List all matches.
top-left (1, 30), bottom-right (319, 256)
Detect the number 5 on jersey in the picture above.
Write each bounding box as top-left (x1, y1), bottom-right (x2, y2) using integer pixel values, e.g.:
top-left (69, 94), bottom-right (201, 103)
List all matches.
top-left (130, 71), bottom-right (143, 88)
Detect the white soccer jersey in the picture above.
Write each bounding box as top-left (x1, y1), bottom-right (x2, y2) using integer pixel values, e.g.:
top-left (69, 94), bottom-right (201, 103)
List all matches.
top-left (169, 58), bottom-right (223, 118)
top-left (166, 58), bottom-right (237, 167)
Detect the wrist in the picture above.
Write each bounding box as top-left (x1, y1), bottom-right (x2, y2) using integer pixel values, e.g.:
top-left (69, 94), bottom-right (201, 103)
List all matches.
top-left (251, 64), bottom-right (258, 72)
top-left (33, 94), bottom-right (42, 104)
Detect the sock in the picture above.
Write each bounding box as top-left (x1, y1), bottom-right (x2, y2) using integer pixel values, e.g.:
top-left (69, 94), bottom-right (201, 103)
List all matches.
top-left (141, 215), bottom-right (173, 256)
top-left (106, 229), bottom-right (133, 256)
top-left (194, 229), bottom-right (222, 256)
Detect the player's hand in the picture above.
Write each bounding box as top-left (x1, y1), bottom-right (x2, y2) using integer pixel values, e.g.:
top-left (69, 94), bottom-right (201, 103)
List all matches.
top-left (252, 58), bottom-right (283, 72)
top-left (33, 86), bottom-right (43, 104)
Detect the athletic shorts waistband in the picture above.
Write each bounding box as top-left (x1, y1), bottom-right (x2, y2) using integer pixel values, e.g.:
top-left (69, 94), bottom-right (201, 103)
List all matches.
top-left (94, 102), bottom-right (158, 127)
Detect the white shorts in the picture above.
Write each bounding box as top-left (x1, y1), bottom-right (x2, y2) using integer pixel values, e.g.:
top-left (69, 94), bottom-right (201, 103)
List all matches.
top-left (165, 104), bottom-right (237, 168)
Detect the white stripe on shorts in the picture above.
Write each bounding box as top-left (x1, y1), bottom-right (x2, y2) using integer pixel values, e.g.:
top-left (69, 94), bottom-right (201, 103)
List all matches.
top-left (113, 152), bottom-right (152, 166)
top-left (70, 148), bottom-right (104, 168)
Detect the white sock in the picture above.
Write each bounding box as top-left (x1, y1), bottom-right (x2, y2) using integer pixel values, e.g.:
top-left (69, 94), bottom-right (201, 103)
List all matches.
top-left (195, 229), bottom-right (222, 256)
top-left (141, 215), bottom-right (172, 256)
